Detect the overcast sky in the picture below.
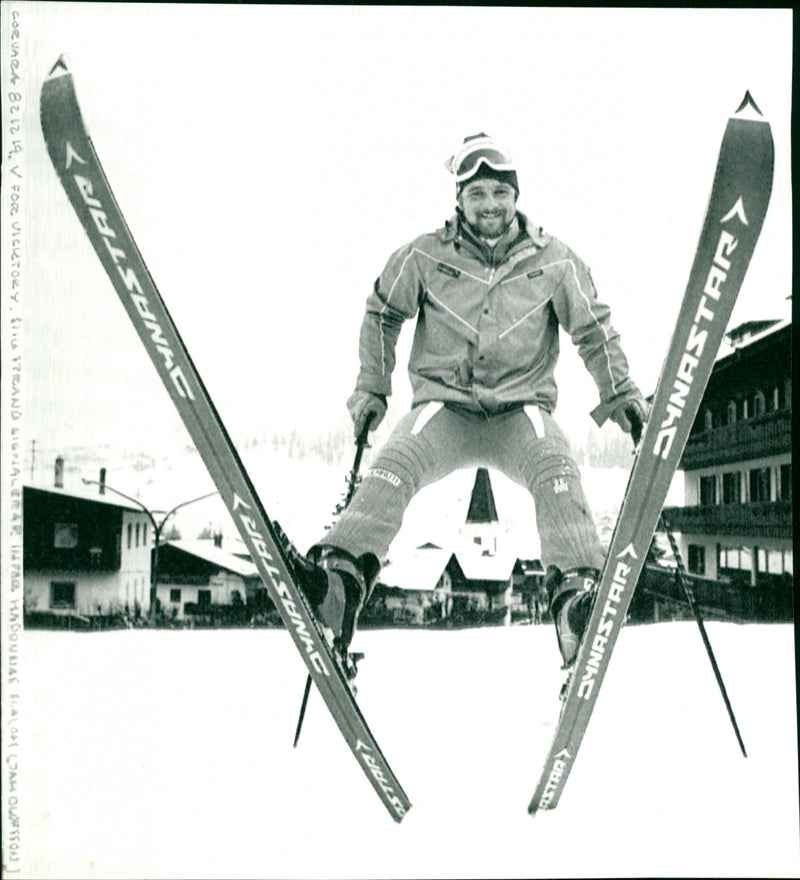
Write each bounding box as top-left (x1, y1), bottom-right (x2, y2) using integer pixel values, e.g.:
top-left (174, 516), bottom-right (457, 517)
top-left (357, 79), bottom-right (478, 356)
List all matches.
top-left (6, 5), bottom-right (793, 468)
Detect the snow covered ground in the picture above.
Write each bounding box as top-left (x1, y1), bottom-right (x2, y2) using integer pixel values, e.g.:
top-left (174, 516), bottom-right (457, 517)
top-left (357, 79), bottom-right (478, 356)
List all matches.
top-left (18, 621), bottom-right (799, 879)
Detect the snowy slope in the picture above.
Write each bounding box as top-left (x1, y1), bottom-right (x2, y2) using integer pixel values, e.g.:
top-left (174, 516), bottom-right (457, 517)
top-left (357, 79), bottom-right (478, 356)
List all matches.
top-left (18, 622), bottom-right (799, 879)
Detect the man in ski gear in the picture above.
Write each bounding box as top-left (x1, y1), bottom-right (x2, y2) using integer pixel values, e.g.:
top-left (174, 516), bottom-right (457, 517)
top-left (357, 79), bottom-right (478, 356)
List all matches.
top-left (296, 132), bottom-right (648, 670)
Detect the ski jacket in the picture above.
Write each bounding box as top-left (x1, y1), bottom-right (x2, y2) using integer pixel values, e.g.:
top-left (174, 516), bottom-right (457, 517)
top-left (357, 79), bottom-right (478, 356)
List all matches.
top-left (354, 211), bottom-right (641, 420)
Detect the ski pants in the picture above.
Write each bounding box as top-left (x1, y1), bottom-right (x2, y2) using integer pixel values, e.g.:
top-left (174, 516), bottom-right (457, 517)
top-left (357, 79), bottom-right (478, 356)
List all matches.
top-left (320, 402), bottom-right (604, 576)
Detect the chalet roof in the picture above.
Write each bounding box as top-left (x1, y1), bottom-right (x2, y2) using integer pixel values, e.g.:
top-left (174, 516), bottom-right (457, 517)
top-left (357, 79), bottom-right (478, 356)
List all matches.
top-left (379, 546), bottom-right (452, 591)
top-left (725, 318), bottom-right (784, 348)
top-left (379, 544), bottom-right (520, 591)
top-left (715, 317), bottom-right (791, 369)
top-left (518, 558), bottom-right (545, 575)
top-left (163, 539), bottom-right (259, 578)
top-left (455, 551), bottom-right (518, 581)
top-left (465, 468), bottom-right (499, 523)
top-left (23, 483), bottom-right (144, 513)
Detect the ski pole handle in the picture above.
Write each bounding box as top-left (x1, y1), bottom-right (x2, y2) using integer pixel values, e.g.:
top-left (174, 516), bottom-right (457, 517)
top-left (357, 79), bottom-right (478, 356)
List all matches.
top-left (356, 412), bottom-right (374, 449)
top-left (352, 412), bottom-right (373, 471)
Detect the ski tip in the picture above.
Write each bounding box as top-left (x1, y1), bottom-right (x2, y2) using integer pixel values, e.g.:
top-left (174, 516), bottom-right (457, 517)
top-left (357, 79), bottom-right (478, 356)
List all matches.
top-left (734, 90), bottom-right (765, 119)
top-left (47, 54), bottom-right (71, 78)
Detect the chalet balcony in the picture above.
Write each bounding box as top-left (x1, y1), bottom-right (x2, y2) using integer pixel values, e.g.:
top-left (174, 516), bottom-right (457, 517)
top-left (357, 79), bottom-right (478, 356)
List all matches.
top-left (681, 409), bottom-right (792, 469)
top-left (661, 500), bottom-right (793, 539)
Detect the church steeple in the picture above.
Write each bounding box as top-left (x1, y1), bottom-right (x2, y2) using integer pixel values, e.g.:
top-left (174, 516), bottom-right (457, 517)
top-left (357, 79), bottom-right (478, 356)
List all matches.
top-left (466, 468), bottom-right (499, 523)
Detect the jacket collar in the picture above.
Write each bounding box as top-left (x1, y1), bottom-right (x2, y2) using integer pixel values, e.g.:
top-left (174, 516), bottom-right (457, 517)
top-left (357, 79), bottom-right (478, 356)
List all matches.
top-left (439, 210), bottom-right (548, 263)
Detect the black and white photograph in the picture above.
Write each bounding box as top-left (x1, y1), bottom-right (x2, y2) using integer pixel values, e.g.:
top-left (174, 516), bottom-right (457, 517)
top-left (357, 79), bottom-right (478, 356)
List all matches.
top-left (1, 5), bottom-right (796, 878)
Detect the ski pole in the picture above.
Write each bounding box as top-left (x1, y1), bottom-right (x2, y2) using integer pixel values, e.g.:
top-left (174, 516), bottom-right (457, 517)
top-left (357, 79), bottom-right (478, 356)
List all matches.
top-left (343, 416), bottom-right (373, 507)
top-left (293, 415), bottom-right (374, 747)
top-left (660, 513), bottom-right (747, 757)
top-left (292, 673), bottom-right (314, 748)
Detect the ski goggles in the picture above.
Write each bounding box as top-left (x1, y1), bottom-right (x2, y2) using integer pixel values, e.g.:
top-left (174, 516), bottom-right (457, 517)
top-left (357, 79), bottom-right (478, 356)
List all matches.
top-left (446, 138), bottom-right (516, 183)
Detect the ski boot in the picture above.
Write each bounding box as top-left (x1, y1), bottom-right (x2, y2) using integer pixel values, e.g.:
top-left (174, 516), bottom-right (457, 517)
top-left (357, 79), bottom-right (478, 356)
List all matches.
top-left (310, 546), bottom-right (380, 690)
top-left (546, 566), bottom-right (598, 673)
top-left (274, 524), bottom-right (376, 687)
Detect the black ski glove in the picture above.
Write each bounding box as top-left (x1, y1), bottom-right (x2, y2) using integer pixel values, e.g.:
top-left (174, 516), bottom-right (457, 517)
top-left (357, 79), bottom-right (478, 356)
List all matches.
top-left (611, 395), bottom-right (649, 446)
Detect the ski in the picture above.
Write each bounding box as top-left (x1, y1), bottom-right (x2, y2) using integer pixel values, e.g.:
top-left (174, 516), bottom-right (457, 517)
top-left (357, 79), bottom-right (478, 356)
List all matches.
top-left (40, 57), bottom-right (411, 822)
top-left (529, 92), bottom-right (773, 814)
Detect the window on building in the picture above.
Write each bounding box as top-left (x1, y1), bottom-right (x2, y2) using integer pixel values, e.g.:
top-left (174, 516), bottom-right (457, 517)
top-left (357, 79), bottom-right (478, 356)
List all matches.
top-left (719, 546), bottom-right (740, 570)
top-left (688, 545), bottom-right (705, 575)
top-left (170, 588), bottom-right (181, 603)
top-left (740, 547), bottom-right (752, 571)
top-left (722, 471), bottom-right (741, 504)
top-left (726, 401), bottom-right (737, 425)
top-left (197, 590), bottom-right (212, 608)
top-left (699, 475), bottom-right (717, 505)
top-left (54, 523), bottom-right (79, 549)
top-left (753, 391), bottom-right (765, 416)
top-left (135, 522), bottom-right (140, 547)
top-left (741, 398), bottom-right (748, 421)
top-left (127, 522), bottom-right (133, 549)
top-left (51, 581), bottom-right (76, 609)
top-left (703, 409), bottom-right (713, 431)
top-left (767, 549), bottom-right (783, 575)
top-left (779, 463), bottom-right (792, 501)
top-left (749, 467), bottom-right (771, 503)
top-left (143, 524), bottom-right (148, 546)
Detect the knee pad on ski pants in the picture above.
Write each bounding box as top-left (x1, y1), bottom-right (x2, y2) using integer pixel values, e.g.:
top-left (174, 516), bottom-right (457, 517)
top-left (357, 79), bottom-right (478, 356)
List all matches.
top-left (320, 403), bottom-right (457, 561)
top-left (507, 410), bottom-right (604, 574)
